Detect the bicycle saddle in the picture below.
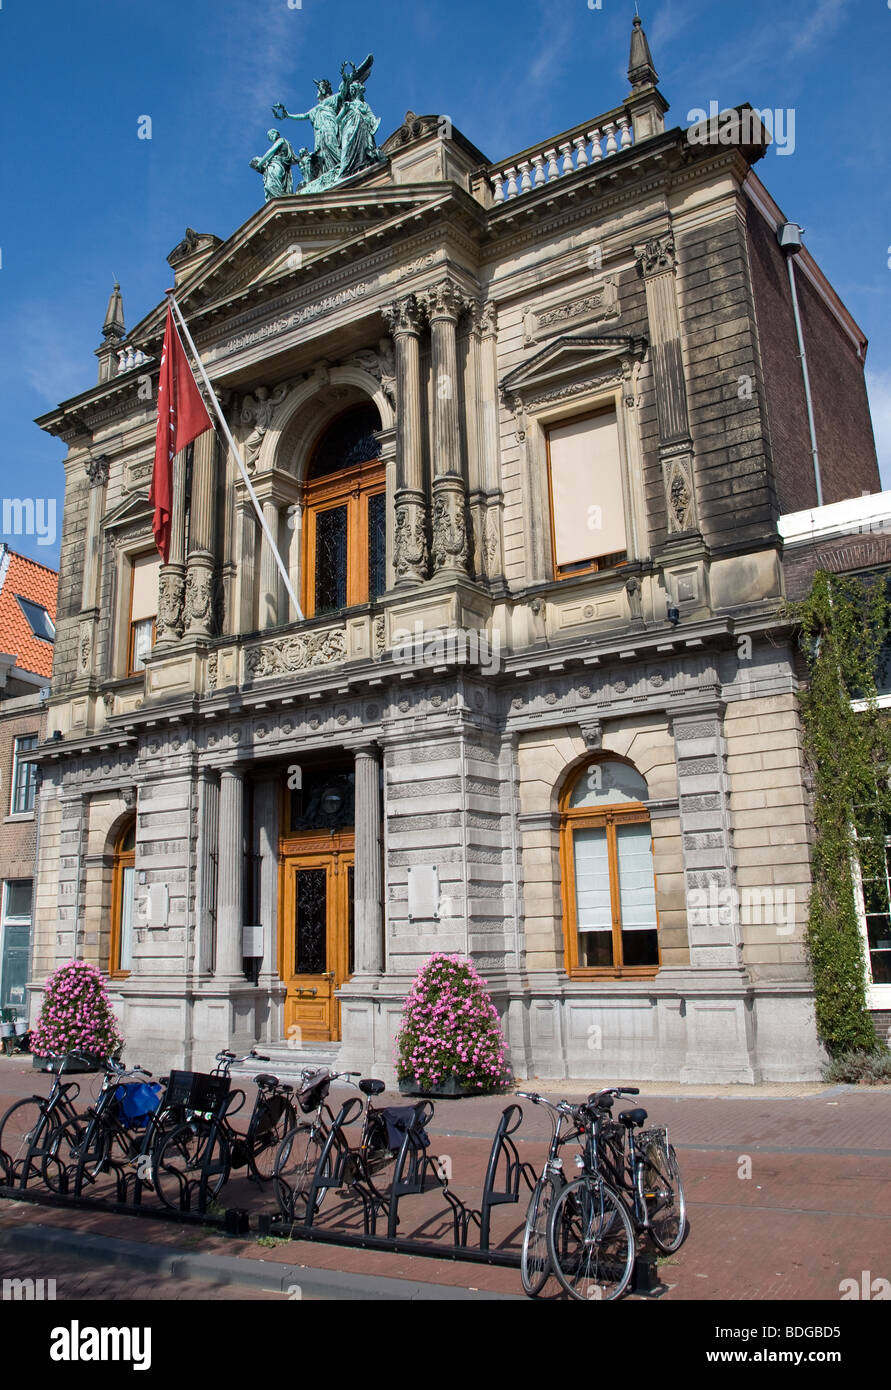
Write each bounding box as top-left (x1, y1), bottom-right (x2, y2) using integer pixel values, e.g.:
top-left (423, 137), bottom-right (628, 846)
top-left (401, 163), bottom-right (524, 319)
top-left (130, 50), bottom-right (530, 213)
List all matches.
top-left (618, 1108), bottom-right (648, 1128)
top-left (359, 1078), bottom-right (386, 1096)
top-left (253, 1073), bottom-right (279, 1089)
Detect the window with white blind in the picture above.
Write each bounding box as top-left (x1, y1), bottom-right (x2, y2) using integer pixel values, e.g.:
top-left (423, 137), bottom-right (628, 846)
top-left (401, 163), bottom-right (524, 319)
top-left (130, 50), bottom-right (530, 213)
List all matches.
top-left (128, 553), bottom-right (160, 674)
top-left (561, 759), bottom-right (659, 976)
top-left (547, 410), bottom-right (628, 578)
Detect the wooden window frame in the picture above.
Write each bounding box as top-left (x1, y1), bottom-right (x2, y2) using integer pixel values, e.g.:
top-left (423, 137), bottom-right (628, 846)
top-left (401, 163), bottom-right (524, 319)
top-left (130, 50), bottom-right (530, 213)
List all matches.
top-left (127, 554), bottom-right (158, 676)
top-left (301, 457), bottom-right (385, 618)
top-left (10, 734), bottom-right (38, 815)
top-left (559, 781), bottom-right (660, 981)
top-left (109, 818), bottom-right (136, 979)
top-left (546, 407), bottom-right (629, 582)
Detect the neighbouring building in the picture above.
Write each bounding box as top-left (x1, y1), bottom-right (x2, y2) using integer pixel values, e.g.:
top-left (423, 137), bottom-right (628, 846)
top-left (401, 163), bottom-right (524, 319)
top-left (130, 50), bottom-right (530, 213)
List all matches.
top-left (780, 492), bottom-right (891, 1044)
top-left (30, 18), bottom-right (882, 1081)
top-left (0, 544), bottom-right (57, 1032)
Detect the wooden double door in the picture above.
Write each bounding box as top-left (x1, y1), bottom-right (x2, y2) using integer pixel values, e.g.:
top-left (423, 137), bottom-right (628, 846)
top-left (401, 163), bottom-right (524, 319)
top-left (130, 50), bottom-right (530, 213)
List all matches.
top-left (280, 837), bottom-right (354, 1043)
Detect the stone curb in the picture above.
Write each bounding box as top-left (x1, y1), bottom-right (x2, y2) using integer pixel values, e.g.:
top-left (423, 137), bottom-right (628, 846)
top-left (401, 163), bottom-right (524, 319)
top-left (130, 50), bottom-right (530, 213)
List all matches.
top-left (0, 1221), bottom-right (522, 1300)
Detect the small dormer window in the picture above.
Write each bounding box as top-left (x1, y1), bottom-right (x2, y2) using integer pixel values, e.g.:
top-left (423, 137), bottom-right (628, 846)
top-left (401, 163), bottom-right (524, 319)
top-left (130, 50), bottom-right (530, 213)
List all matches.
top-left (15, 596), bottom-right (55, 643)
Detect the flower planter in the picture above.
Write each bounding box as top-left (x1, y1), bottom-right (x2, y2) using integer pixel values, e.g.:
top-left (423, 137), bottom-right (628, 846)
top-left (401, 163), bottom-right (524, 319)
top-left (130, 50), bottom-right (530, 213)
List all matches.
top-left (398, 1075), bottom-right (477, 1099)
top-left (32, 1052), bottom-right (106, 1074)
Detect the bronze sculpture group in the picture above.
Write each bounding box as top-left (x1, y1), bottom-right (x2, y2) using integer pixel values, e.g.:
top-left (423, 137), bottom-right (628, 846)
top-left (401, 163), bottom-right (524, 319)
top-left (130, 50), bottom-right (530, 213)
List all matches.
top-left (251, 55), bottom-right (384, 202)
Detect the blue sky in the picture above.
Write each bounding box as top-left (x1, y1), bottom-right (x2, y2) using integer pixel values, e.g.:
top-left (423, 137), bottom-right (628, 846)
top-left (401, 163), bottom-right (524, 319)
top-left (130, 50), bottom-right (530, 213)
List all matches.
top-left (0, 0), bottom-right (889, 566)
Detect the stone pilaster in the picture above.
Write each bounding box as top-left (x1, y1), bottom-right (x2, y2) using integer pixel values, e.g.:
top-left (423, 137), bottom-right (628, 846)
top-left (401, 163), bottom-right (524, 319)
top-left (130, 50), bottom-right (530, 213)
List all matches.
top-left (259, 498), bottom-right (281, 630)
top-left (659, 704), bottom-right (761, 1083)
top-left (195, 767), bottom-right (219, 975)
top-left (382, 295), bottom-right (427, 584)
top-left (634, 233), bottom-right (698, 536)
top-left (216, 767), bottom-right (245, 978)
top-left (353, 745), bottom-right (383, 976)
top-left (253, 777), bottom-right (280, 982)
top-left (469, 300), bottom-right (504, 583)
top-left (77, 455), bottom-right (109, 686)
top-left (420, 278), bottom-right (470, 577)
top-left (184, 429), bottom-right (217, 639)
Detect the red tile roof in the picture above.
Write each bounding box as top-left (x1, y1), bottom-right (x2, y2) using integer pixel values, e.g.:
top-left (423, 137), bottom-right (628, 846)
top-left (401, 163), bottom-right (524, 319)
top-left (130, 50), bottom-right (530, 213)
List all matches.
top-left (0, 546), bottom-right (58, 680)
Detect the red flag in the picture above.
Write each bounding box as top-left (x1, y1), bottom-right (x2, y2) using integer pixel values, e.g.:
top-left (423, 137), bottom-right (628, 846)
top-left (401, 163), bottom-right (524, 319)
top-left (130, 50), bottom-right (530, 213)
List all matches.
top-left (150, 305), bottom-right (213, 563)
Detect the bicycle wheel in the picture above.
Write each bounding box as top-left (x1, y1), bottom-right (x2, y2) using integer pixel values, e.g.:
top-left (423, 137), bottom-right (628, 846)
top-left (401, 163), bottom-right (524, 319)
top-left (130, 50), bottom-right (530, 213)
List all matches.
top-left (0, 1098), bottom-right (50, 1186)
top-left (521, 1173), bottom-right (561, 1297)
top-left (547, 1177), bottom-right (635, 1302)
top-left (249, 1097), bottom-right (298, 1182)
top-left (638, 1135), bottom-right (687, 1254)
top-left (272, 1124), bottom-right (326, 1221)
top-left (153, 1122), bottom-right (230, 1214)
top-left (360, 1116), bottom-right (398, 1204)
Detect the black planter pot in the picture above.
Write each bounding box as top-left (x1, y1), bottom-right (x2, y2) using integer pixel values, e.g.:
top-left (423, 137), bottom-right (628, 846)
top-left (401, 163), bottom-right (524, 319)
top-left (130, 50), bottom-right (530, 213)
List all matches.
top-left (32, 1051), bottom-right (106, 1074)
top-left (397, 1074), bottom-right (477, 1099)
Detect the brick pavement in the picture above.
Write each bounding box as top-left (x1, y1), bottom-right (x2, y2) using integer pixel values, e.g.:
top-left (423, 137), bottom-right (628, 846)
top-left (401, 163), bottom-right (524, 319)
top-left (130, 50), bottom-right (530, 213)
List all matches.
top-left (1, 1056), bottom-right (888, 1302)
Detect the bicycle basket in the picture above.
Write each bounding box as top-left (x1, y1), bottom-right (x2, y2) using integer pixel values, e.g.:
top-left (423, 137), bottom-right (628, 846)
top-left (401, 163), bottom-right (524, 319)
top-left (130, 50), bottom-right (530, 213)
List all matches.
top-left (296, 1070), bottom-right (331, 1114)
top-left (164, 1070), bottom-right (231, 1114)
top-left (637, 1126), bottom-right (670, 1166)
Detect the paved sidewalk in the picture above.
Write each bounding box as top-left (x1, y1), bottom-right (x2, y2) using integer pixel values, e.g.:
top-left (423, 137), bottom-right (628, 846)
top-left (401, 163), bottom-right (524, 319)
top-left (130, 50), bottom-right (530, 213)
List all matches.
top-left (1, 1055), bottom-right (888, 1301)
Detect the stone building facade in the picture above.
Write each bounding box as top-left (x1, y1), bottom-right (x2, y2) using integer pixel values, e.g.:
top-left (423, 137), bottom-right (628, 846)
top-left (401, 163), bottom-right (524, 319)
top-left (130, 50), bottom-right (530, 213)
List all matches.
top-left (31, 20), bottom-right (880, 1080)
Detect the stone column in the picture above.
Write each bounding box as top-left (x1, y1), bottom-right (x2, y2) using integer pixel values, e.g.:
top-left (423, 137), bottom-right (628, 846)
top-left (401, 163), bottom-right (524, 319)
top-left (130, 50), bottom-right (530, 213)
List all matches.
top-left (259, 499), bottom-right (281, 630)
top-left (217, 767), bottom-right (245, 977)
top-left (353, 745), bottom-right (383, 975)
top-left (155, 448), bottom-right (189, 647)
top-left (195, 767), bottom-right (220, 975)
top-left (184, 429), bottom-right (217, 639)
top-left (634, 233), bottom-right (698, 536)
top-left (253, 776), bottom-right (280, 980)
top-left (382, 295), bottom-right (427, 584)
top-left (469, 301), bottom-right (504, 583)
top-left (421, 279), bottom-right (470, 577)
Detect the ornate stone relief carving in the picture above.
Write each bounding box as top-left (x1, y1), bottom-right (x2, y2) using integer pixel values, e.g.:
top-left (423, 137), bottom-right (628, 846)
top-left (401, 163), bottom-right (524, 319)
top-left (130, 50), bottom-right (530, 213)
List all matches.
top-left (431, 489), bottom-right (469, 572)
top-left (663, 450), bottom-right (698, 533)
top-left (381, 294), bottom-right (424, 336)
top-left (522, 278), bottom-right (619, 345)
top-left (634, 233), bottom-right (677, 278)
top-left (206, 652), bottom-right (218, 691)
top-left (184, 568), bottom-right (213, 628)
top-left (156, 568), bottom-right (185, 642)
top-left (245, 626), bottom-right (346, 677)
top-left (240, 383), bottom-right (290, 470)
top-left (340, 342), bottom-right (396, 406)
top-left (393, 499), bottom-right (428, 579)
top-left (85, 455), bottom-right (110, 488)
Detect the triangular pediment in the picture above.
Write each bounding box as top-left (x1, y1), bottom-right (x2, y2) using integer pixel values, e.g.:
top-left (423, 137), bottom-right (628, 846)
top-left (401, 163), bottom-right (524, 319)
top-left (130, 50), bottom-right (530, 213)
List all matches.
top-left (103, 492), bottom-right (154, 534)
top-left (124, 185), bottom-right (450, 354)
top-left (500, 334), bottom-right (647, 400)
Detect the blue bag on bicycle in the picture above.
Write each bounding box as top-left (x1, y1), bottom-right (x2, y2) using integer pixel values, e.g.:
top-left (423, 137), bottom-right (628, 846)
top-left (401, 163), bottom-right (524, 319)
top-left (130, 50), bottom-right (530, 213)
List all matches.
top-left (115, 1081), bottom-right (163, 1128)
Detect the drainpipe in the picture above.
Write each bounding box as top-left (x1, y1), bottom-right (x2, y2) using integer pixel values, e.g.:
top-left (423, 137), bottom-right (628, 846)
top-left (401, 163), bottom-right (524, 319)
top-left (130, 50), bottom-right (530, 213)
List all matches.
top-left (777, 222), bottom-right (823, 508)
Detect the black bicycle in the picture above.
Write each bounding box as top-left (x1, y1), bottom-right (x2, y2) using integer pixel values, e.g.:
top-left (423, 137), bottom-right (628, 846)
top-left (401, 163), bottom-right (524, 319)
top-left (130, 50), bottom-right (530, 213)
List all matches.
top-left (273, 1070), bottom-right (403, 1225)
top-left (0, 1050), bottom-right (95, 1188)
top-left (152, 1051), bottom-right (296, 1213)
top-left (546, 1086), bottom-right (686, 1301)
top-left (516, 1090), bottom-right (587, 1297)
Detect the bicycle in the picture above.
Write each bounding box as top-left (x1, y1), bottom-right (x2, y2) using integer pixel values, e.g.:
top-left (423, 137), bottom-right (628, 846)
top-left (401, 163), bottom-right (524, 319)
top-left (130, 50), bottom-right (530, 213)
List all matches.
top-left (44, 1057), bottom-right (176, 1198)
top-left (516, 1090), bottom-right (588, 1297)
top-left (152, 1050), bottom-right (296, 1213)
top-left (546, 1086), bottom-right (686, 1301)
top-left (0, 1050), bottom-right (95, 1188)
top-left (273, 1070), bottom-right (409, 1226)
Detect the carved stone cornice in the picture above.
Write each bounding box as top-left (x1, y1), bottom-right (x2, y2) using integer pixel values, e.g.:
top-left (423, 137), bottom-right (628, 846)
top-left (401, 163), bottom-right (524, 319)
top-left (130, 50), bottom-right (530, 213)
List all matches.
top-left (244, 625), bottom-right (347, 678)
top-left (634, 233), bottom-right (677, 278)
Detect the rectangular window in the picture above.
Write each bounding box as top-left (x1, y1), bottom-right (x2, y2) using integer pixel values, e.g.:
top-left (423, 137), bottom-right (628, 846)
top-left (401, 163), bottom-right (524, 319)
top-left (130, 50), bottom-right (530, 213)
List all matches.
top-left (547, 410), bottom-right (627, 577)
top-left (119, 865), bottom-right (135, 973)
top-left (129, 553), bottom-right (160, 674)
top-left (1, 879), bottom-right (32, 1016)
top-left (11, 735), bottom-right (38, 814)
top-left (367, 491), bottom-right (386, 602)
top-left (859, 841), bottom-right (891, 987)
top-left (314, 505), bottom-right (349, 614)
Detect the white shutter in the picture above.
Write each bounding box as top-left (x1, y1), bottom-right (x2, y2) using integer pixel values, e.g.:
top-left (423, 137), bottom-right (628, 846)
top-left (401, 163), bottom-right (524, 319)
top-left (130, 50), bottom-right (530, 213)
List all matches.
top-left (549, 412), bottom-right (626, 568)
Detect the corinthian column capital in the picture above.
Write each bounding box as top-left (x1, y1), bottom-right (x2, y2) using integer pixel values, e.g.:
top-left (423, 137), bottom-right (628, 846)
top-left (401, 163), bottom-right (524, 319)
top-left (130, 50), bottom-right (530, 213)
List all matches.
top-left (418, 278), bottom-right (470, 323)
top-left (381, 294), bottom-right (424, 337)
top-left (634, 232), bottom-right (677, 278)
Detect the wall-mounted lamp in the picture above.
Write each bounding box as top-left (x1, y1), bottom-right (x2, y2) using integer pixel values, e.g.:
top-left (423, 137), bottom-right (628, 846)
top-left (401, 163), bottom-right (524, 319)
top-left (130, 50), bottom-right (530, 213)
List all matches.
top-left (666, 603), bottom-right (680, 626)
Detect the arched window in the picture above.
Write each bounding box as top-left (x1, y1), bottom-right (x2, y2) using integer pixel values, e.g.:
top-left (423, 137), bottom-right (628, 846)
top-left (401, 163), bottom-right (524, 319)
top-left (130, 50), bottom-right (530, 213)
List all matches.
top-left (302, 404), bottom-right (385, 617)
top-left (109, 817), bottom-right (137, 977)
top-left (560, 759), bottom-right (659, 977)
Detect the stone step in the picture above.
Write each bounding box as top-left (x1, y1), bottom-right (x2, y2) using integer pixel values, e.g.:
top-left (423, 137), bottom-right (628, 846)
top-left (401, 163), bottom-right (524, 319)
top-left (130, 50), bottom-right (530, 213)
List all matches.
top-left (230, 1043), bottom-right (343, 1084)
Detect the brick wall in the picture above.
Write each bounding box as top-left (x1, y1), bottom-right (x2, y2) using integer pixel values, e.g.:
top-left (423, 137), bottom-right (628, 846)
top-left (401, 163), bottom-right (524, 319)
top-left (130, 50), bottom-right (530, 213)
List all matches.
top-left (746, 201), bottom-right (879, 513)
top-left (783, 531), bottom-right (891, 601)
top-left (0, 702), bottom-right (45, 880)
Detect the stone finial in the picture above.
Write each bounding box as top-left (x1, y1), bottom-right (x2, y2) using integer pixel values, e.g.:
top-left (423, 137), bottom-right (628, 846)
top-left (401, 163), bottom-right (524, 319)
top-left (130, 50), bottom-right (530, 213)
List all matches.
top-left (628, 13), bottom-right (659, 90)
top-left (102, 282), bottom-right (126, 344)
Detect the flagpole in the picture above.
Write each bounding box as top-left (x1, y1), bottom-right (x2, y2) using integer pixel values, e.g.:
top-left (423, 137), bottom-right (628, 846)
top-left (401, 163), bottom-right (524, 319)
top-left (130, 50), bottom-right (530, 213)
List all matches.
top-left (165, 289), bottom-right (304, 622)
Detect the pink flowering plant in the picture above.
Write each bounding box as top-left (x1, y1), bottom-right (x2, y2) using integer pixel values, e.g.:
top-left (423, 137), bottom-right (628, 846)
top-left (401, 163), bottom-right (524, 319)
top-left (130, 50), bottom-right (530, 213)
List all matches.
top-left (30, 960), bottom-right (123, 1060)
top-left (395, 953), bottom-right (511, 1092)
